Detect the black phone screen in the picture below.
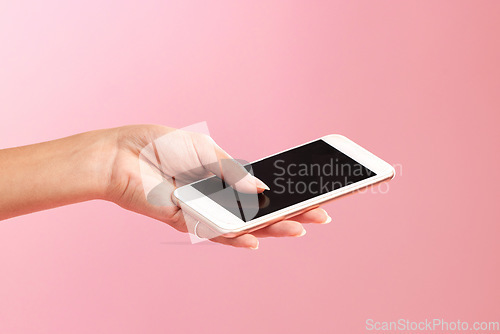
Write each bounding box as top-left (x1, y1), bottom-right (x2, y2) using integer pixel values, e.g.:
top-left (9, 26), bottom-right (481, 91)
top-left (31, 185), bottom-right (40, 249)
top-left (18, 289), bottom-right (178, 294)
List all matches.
top-left (191, 139), bottom-right (375, 222)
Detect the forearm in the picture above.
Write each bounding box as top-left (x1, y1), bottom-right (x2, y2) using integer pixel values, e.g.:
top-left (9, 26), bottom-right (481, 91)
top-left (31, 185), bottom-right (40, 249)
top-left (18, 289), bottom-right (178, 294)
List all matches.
top-left (0, 130), bottom-right (115, 220)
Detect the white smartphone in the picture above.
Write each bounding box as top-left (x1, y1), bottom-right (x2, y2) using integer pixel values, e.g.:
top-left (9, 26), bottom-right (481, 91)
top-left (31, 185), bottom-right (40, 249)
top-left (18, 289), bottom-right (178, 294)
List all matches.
top-left (173, 134), bottom-right (395, 238)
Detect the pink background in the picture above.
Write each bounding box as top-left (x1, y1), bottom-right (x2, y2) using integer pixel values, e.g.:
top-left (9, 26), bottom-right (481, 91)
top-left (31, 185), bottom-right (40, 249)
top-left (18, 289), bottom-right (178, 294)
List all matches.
top-left (1, 1), bottom-right (499, 333)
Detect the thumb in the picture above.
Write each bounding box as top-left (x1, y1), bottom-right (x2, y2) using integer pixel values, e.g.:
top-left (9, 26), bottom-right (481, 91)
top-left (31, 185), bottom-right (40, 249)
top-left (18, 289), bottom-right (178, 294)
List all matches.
top-left (194, 135), bottom-right (270, 193)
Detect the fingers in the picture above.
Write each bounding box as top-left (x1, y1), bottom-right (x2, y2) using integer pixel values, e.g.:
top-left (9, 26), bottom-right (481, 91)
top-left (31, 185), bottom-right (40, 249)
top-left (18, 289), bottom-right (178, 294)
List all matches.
top-left (250, 220), bottom-right (306, 238)
top-left (233, 173), bottom-right (270, 194)
top-left (192, 134), bottom-right (269, 193)
top-left (210, 234), bottom-right (260, 250)
top-left (248, 208), bottom-right (332, 239)
top-left (288, 207), bottom-right (332, 224)
top-left (209, 208), bottom-right (332, 248)
top-left (183, 209), bottom-right (331, 250)
top-left (192, 220), bottom-right (304, 249)
top-left (184, 207), bottom-right (332, 248)
top-left (185, 217), bottom-right (303, 249)
top-left (207, 219), bottom-right (309, 249)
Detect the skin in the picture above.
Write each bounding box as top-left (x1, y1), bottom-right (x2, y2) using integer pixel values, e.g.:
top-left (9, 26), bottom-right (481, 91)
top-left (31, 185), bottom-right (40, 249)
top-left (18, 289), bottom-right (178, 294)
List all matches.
top-left (0, 125), bottom-right (331, 249)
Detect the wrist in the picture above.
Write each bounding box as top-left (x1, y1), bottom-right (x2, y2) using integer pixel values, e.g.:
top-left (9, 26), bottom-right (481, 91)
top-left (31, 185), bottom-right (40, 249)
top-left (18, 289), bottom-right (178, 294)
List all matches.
top-left (0, 128), bottom-right (120, 219)
top-left (78, 128), bottom-right (120, 201)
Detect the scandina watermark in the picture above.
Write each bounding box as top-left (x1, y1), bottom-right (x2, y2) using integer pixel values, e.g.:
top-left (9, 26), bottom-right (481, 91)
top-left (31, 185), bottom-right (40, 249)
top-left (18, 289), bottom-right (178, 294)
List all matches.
top-left (271, 159), bottom-right (402, 195)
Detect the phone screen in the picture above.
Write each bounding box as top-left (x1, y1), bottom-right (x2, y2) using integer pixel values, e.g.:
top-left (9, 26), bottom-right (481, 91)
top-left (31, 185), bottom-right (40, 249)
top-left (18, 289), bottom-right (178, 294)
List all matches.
top-left (191, 139), bottom-right (376, 222)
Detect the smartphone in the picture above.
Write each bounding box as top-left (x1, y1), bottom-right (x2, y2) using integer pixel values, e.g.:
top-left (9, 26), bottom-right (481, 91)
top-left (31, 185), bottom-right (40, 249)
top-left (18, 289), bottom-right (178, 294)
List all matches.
top-left (173, 134), bottom-right (395, 238)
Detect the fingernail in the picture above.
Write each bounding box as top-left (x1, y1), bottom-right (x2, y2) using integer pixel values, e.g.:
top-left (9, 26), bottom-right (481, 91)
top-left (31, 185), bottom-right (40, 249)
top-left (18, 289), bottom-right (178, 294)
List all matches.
top-left (321, 216), bottom-right (332, 224)
top-left (249, 241), bottom-right (259, 250)
top-left (253, 176), bottom-right (270, 190)
top-left (236, 174), bottom-right (270, 192)
top-left (297, 228), bottom-right (307, 237)
top-left (319, 208), bottom-right (331, 224)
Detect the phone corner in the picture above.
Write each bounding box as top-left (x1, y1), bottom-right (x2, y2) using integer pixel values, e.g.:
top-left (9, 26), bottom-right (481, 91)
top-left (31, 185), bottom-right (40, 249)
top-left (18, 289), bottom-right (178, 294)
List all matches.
top-left (322, 133), bottom-right (347, 140)
top-left (388, 163), bottom-right (396, 179)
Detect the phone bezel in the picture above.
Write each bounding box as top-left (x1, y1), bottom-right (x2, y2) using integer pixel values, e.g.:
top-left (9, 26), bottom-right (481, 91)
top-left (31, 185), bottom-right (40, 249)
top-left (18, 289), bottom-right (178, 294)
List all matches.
top-left (173, 134), bottom-right (395, 234)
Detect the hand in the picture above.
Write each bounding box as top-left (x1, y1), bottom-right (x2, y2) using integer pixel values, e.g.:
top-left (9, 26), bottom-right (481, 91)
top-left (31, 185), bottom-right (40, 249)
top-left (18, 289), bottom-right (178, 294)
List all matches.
top-left (103, 125), bottom-right (331, 249)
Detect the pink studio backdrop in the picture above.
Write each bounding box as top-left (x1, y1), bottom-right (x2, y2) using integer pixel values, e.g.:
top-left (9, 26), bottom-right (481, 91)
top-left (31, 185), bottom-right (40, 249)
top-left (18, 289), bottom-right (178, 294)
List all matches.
top-left (1, 1), bottom-right (499, 333)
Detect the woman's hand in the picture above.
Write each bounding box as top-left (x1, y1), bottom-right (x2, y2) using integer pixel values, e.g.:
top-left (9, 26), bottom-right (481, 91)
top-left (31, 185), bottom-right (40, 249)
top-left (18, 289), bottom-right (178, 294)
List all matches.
top-left (103, 125), bottom-right (331, 249)
top-left (0, 125), bottom-right (331, 249)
